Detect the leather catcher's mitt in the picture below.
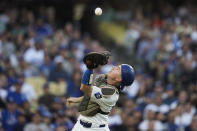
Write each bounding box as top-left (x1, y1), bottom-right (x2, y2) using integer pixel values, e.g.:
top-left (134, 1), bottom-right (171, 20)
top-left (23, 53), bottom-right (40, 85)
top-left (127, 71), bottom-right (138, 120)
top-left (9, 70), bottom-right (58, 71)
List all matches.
top-left (83, 51), bottom-right (111, 69)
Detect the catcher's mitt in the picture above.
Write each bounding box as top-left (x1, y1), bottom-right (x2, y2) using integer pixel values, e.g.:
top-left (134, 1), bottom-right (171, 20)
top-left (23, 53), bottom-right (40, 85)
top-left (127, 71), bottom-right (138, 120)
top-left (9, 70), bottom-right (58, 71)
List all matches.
top-left (83, 51), bottom-right (111, 69)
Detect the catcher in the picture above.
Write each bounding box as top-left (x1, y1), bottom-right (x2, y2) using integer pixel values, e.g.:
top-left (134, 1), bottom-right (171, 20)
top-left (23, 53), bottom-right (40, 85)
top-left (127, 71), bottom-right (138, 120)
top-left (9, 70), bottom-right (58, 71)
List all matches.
top-left (67, 51), bottom-right (135, 131)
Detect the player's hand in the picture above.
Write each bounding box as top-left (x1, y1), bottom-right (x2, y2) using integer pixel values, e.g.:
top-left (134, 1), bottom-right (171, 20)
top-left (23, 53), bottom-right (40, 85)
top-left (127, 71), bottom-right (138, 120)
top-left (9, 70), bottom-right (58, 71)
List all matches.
top-left (66, 98), bottom-right (74, 107)
top-left (66, 96), bottom-right (84, 107)
top-left (66, 97), bottom-right (82, 107)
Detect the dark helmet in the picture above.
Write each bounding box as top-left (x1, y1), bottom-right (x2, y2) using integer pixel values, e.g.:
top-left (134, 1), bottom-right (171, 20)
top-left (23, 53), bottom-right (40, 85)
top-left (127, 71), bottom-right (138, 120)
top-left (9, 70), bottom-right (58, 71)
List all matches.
top-left (120, 64), bottom-right (135, 90)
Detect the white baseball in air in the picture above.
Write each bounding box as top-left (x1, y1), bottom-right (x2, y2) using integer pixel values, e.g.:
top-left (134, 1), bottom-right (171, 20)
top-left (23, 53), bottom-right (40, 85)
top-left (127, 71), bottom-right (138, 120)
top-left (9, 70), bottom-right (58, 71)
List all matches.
top-left (95, 7), bottom-right (102, 15)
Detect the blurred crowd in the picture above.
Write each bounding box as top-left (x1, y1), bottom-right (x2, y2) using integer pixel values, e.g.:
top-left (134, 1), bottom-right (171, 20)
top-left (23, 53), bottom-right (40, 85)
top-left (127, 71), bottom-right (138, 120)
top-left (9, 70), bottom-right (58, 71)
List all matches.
top-left (0, 1), bottom-right (196, 131)
top-left (0, 5), bottom-right (110, 131)
top-left (118, 2), bottom-right (197, 131)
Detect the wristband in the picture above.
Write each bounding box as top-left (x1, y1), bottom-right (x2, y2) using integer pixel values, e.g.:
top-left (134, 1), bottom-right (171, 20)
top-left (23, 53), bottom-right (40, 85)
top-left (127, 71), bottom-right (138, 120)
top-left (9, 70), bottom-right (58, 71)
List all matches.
top-left (81, 69), bottom-right (93, 86)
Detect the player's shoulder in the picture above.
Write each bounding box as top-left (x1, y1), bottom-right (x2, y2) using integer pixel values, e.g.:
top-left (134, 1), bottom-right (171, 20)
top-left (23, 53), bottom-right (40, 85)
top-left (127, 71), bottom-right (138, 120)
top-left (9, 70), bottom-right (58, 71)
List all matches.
top-left (93, 74), bottom-right (107, 87)
top-left (94, 74), bottom-right (106, 82)
top-left (100, 85), bottom-right (119, 101)
top-left (92, 85), bottom-right (119, 106)
top-left (101, 87), bottom-right (116, 96)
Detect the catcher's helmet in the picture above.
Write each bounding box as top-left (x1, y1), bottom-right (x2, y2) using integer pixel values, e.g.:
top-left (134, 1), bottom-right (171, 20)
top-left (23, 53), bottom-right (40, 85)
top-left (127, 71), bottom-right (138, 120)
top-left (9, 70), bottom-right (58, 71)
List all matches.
top-left (120, 64), bottom-right (135, 90)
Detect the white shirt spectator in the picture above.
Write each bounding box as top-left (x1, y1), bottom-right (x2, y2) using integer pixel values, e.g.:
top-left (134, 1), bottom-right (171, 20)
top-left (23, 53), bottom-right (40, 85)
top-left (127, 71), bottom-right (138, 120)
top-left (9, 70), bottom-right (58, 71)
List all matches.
top-left (21, 83), bottom-right (36, 101)
top-left (191, 30), bottom-right (197, 42)
top-left (0, 14), bottom-right (10, 24)
top-left (0, 88), bottom-right (7, 100)
top-left (145, 103), bottom-right (170, 114)
top-left (11, 83), bottom-right (36, 101)
top-left (170, 101), bottom-right (178, 110)
top-left (24, 123), bottom-right (50, 131)
top-left (123, 80), bottom-right (140, 98)
top-left (175, 106), bottom-right (196, 127)
top-left (124, 27), bottom-right (140, 51)
top-left (74, 41), bottom-right (86, 62)
top-left (139, 120), bottom-right (164, 131)
top-left (24, 47), bottom-right (44, 66)
top-left (108, 114), bottom-right (122, 126)
top-left (2, 41), bottom-right (15, 58)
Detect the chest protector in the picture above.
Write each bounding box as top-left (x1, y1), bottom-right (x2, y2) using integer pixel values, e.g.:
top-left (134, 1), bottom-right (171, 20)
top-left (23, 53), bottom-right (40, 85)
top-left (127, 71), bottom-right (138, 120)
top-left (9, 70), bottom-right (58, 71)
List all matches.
top-left (78, 74), bottom-right (118, 116)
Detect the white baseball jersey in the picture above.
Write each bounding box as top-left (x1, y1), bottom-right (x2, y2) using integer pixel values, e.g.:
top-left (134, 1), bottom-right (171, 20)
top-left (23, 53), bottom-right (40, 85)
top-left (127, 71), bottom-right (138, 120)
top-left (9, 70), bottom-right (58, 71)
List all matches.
top-left (72, 86), bottom-right (119, 131)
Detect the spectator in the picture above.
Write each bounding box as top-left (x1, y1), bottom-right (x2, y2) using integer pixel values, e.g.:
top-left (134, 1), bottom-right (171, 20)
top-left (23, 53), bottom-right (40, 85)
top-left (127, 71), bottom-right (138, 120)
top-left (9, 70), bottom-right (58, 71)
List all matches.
top-left (1, 97), bottom-right (20, 131)
top-left (34, 18), bottom-right (53, 39)
top-left (125, 114), bottom-right (138, 131)
top-left (66, 70), bottom-right (83, 97)
top-left (185, 114), bottom-right (197, 131)
top-left (22, 101), bottom-right (33, 123)
top-left (124, 22), bottom-right (140, 54)
top-left (50, 97), bottom-right (63, 114)
top-left (10, 74), bottom-right (36, 102)
top-left (174, 103), bottom-right (196, 129)
top-left (163, 84), bottom-right (177, 105)
top-left (41, 111), bottom-right (53, 131)
top-left (39, 53), bottom-right (53, 77)
top-left (14, 114), bottom-right (26, 131)
top-left (145, 95), bottom-right (169, 114)
top-left (0, 74), bottom-right (7, 108)
top-left (38, 83), bottom-right (55, 110)
top-left (56, 126), bottom-right (67, 131)
top-left (24, 42), bottom-right (44, 67)
top-left (24, 112), bottom-right (50, 131)
top-left (166, 111), bottom-right (178, 131)
top-left (0, 32), bottom-right (15, 59)
top-left (6, 68), bottom-right (18, 88)
top-left (52, 111), bottom-right (73, 131)
top-left (48, 56), bottom-right (69, 82)
top-left (108, 108), bottom-right (122, 128)
top-left (170, 90), bottom-right (188, 110)
top-left (123, 70), bottom-right (143, 99)
top-left (139, 109), bottom-right (164, 131)
top-left (6, 80), bottom-right (28, 106)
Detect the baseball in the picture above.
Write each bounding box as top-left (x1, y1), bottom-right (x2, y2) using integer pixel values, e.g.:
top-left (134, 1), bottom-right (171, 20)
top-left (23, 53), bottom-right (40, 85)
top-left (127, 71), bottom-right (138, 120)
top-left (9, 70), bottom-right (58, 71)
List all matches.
top-left (95, 7), bottom-right (102, 15)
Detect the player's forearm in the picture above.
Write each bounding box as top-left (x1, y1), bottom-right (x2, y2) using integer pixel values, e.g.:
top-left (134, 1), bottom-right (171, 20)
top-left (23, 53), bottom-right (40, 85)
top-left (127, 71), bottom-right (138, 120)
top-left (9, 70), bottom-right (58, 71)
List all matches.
top-left (80, 69), bottom-right (93, 97)
top-left (66, 96), bottom-right (84, 107)
top-left (71, 96), bottom-right (84, 103)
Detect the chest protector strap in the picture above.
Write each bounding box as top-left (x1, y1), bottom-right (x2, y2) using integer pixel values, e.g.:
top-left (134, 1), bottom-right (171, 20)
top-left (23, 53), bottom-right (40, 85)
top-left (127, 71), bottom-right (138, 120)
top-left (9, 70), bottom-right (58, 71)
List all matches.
top-left (78, 95), bottom-right (90, 112)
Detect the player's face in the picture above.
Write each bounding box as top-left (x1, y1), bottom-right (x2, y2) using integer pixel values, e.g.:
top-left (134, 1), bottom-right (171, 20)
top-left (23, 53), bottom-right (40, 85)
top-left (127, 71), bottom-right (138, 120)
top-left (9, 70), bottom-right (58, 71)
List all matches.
top-left (107, 65), bottom-right (121, 86)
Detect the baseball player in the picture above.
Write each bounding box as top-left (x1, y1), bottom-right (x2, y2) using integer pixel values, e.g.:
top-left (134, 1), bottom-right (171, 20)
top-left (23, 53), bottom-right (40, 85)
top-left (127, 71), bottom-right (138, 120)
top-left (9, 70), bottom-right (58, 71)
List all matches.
top-left (67, 52), bottom-right (135, 131)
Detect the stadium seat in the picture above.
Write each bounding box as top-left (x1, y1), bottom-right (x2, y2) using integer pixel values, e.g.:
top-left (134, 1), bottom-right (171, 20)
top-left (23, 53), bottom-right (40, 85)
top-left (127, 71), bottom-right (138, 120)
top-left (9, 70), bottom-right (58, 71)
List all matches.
top-left (49, 81), bottom-right (67, 96)
top-left (25, 76), bottom-right (46, 99)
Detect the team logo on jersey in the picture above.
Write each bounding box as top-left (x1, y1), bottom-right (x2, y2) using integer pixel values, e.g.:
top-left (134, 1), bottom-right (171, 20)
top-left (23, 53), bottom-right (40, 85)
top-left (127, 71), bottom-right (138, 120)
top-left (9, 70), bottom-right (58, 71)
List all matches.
top-left (94, 92), bottom-right (102, 99)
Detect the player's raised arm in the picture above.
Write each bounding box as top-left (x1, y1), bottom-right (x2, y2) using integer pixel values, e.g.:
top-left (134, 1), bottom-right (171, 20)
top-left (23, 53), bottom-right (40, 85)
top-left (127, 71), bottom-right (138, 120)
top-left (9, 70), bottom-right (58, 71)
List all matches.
top-left (80, 51), bottom-right (111, 96)
top-left (80, 69), bottom-right (93, 96)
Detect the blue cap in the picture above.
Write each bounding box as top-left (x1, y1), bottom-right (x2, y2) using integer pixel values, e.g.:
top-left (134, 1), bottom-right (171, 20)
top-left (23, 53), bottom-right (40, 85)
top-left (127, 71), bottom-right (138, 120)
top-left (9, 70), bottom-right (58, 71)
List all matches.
top-left (120, 64), bottom-right (135, 90)
top-left (166, 84), bottom-right (173, 90)
top-left (57, 110), bottom-right (65, 117)
top-left (6, 96), bottom-right (15, 103)
top-left (53, 97), bottom-right (61, 103)
top-left (42, 111), bottom-right (52, 118)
